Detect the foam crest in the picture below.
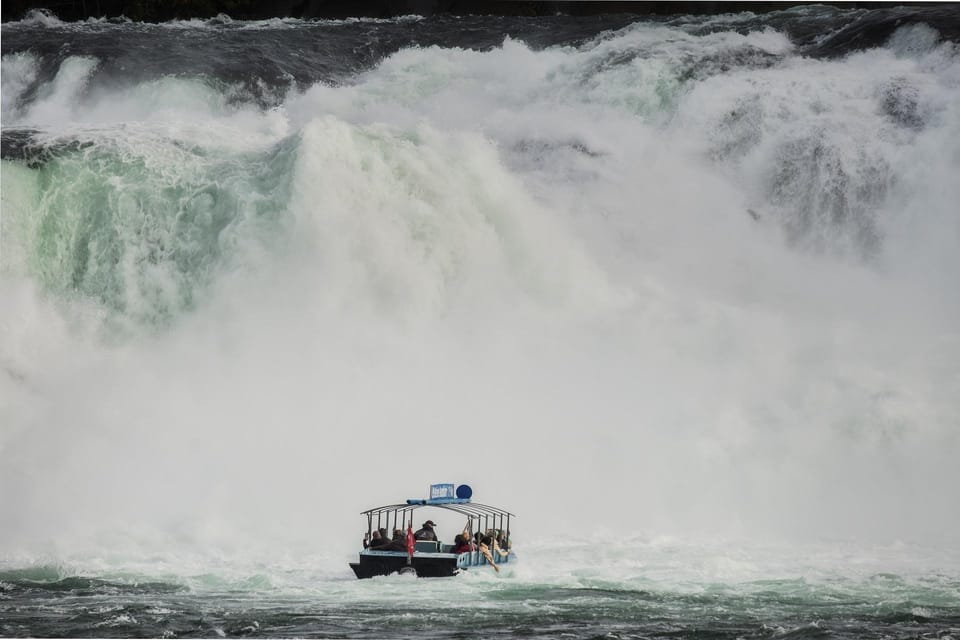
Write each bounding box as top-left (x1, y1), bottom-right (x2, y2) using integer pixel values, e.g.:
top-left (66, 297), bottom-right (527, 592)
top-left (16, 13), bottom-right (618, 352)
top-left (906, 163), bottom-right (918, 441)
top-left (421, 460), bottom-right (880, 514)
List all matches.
top-left (1, 52), bottom-right (40, 121)
top-left (12, 8), bottom-right (67, 27)
top-left (18, 56), bottom-right (99, 125)
top-left (677, 40), bottom-right (960, 263)
top-left (8, 67), bottom-right (265, 132)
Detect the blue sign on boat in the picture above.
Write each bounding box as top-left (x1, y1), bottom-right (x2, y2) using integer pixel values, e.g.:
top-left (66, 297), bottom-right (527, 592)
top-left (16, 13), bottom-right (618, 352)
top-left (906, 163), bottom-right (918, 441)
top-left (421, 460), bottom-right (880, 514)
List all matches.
top-left (430, 483), bottom-right (455, 500)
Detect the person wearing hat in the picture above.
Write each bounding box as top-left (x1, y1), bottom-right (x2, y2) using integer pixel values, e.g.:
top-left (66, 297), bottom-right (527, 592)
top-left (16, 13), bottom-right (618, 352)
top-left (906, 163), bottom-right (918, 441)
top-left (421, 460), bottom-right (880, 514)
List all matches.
top-left (414, 520), bottom-right (438, 541)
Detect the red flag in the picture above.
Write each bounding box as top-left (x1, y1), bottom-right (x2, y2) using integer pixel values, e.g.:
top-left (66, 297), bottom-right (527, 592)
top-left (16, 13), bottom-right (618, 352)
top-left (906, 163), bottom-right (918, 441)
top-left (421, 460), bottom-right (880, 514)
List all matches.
top-left (406, 524), bottom-right (415, 558)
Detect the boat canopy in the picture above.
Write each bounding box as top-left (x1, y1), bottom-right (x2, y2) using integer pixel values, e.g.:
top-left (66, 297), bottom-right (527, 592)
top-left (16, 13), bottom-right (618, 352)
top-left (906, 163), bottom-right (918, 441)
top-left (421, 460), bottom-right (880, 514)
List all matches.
top-left (360, 484), bottom-right (515, 538)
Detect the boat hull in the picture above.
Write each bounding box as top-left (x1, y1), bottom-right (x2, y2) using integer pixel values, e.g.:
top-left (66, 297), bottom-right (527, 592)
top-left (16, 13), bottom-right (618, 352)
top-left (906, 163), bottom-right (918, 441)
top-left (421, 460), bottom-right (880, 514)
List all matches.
top-left (350, 550), bottom-right (514, 579)
top-left (350, 551), bottom-right (458, 578)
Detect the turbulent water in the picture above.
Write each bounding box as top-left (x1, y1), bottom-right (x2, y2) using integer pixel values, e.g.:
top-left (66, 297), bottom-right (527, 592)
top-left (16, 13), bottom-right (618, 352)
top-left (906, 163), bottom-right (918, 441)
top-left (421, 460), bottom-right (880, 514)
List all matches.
top-left (2, 6), bottom-right (960, 638)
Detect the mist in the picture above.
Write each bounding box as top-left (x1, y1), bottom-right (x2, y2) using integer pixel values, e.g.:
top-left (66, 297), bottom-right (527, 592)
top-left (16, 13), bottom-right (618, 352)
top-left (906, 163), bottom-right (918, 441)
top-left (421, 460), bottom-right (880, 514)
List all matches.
top-left (2, 17), bottom-right (959, 574)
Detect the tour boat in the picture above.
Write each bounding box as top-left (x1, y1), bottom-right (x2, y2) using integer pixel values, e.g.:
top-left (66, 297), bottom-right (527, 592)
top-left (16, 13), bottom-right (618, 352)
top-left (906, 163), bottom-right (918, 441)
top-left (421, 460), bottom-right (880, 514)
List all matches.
top-left (349, 484), bottom-right (515, 579)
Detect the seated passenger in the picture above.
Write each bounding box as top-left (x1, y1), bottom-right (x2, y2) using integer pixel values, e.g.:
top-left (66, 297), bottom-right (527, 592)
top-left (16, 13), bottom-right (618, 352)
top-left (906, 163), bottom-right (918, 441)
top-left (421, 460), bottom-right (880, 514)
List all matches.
top-left (453, 520), bottom-right (475, 553)
top-left (383, 529), bottom-right (409, 552)
top-left (366, 528), bottom-right (391, 550)
top-left (494, 530), bottom-right (511, 556)
top-left (414, 520), bottom-right (438, 541)
top-left (363, 529), bottom-right (384, 549)
top-left (452, 534), bottom-right (473, 554)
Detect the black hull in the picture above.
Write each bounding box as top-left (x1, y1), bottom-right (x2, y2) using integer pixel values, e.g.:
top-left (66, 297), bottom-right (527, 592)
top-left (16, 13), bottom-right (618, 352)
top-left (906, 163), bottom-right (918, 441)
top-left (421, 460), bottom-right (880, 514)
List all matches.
top-left (350, 553), bottom-right (460, 579)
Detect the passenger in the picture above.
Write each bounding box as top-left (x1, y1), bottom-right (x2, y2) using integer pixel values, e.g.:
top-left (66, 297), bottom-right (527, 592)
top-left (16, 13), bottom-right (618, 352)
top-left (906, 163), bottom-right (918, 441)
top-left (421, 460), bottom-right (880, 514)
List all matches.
top-left (452, 534), bottom-right (473, 554)
top-left (363, 529), bottom-right (384, 549)
top-left (367, 528), bottom-right (392, 550)
top-left (495, 530), bottom-right (511, 556)
top-left (414, 520), bottom-right (438, 541)
top-left (452, 520), bottom-right (475, 554)
top-left (382, 529), bottom-right (408, 552)
top-left (478, 535), bottom-right (500, 573)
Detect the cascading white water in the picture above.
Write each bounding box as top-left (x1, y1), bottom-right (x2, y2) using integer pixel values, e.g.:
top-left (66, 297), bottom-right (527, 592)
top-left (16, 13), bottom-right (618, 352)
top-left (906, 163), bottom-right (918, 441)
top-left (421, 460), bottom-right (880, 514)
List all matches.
top-left (1, 16), bottom-right (958, 578)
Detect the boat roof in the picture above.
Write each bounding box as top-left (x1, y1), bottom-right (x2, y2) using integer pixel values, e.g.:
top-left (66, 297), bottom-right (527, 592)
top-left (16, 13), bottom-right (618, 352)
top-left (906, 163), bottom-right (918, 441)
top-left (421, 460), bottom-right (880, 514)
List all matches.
top-left (361, 501), bottom-right (515, 519)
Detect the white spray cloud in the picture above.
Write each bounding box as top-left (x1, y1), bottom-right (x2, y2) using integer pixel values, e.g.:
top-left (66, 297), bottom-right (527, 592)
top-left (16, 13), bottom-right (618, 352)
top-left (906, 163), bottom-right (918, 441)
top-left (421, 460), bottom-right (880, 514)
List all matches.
top-left (1, 21), bottom-right (958, 574)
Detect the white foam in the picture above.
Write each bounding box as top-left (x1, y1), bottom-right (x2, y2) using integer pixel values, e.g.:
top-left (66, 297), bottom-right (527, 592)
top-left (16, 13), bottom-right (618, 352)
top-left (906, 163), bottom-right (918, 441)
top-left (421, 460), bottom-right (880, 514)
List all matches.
top-left (1, 52), bottom-right (40, 121)
top-left (1, 19), bottom-right (958, 575)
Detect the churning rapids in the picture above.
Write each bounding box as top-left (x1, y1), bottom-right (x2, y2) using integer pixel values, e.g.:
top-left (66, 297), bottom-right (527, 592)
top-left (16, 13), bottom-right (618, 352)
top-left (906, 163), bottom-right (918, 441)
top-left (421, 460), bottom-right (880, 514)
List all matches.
top-left (2, 6), bottom-right (960, 639)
